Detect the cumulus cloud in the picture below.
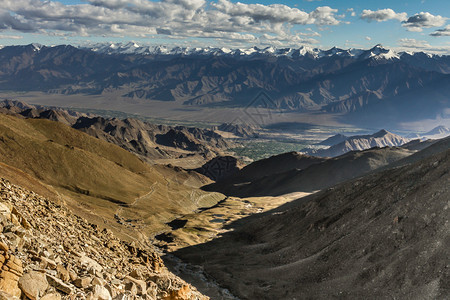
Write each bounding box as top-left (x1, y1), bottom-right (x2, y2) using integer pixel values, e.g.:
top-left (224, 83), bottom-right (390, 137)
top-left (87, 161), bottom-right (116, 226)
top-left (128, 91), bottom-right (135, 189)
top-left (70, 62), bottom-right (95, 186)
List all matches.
top-left (402, 12), bottom-right (447, 32)
top-left (430, 25), bottom-right (450, 37)
top-left (361, 9), bottom-right (447, 34)
top-left (211, 1), bottom-right (340, 26)
top-left (360, 9), bottom-right (407, 22)
top-left (0, 0), bottom-right (343, 47)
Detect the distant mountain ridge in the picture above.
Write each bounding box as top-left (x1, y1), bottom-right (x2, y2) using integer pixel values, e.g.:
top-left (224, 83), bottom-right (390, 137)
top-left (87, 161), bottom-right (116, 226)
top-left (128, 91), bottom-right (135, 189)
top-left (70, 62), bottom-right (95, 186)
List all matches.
top-left (0, 43), bottom-right (449, 127)
top-left (407, 125), bottom-right (450, 140)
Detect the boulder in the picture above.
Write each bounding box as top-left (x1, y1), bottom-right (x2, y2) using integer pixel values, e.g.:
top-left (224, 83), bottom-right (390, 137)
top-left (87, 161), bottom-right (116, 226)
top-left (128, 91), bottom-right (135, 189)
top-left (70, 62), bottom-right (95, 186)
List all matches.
top-left (18, 271), bottom-right (49, 300)
top-left (163, 285), bottom-right (191, 300)
top-left (74, 276), bottom-right (92, 288)
top-left (91, 285), bottom-right (111, 300)
top-left (79, 255), bottom-right (103, 275)
top-left (46, 274), bottom-right (73, 295)
top-left (55, 265), bottom-right (70, 282)
top-left (0, 290), bottom-right (20, 300)
top-left (40, 293), bottom-right (61, 300)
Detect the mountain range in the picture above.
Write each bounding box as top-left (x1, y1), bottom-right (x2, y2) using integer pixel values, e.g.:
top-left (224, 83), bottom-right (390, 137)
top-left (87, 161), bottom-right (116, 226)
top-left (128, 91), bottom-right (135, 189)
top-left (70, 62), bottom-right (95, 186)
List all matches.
top-left (0, 100), bottom-right (231, 166)
top-left (0, 43), bottom-right (449, 128)
top-left (82, 42), bottom-right (445, 61)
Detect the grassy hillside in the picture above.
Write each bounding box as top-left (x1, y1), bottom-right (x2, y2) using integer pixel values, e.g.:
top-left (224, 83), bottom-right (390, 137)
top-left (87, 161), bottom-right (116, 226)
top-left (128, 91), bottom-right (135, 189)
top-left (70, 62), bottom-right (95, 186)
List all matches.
top-left (0, 113), bottom-right (223, 239)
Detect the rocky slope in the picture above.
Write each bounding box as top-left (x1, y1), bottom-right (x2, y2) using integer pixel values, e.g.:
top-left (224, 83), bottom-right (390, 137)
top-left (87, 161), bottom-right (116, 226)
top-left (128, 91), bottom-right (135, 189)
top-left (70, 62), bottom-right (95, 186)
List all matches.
top-left (0, 177), bottom-right (206, 299)
top-left (176, 145), bottom-right (450, 299)
top-left (306, 129), bottom-right (409, 157)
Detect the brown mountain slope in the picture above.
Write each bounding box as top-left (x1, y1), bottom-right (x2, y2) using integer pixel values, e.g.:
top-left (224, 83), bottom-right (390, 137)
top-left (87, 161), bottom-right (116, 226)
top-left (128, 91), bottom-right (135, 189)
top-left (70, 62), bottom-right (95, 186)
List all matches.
top-left (203, 152), bottom-right (326, 192)
top-left (0, 100), bottom-right (232, 167)
top-left (176, 146), bottom-right (450, 299)
top-left (205, 147), bottom-right (413, 197)
top-left (72, 116), bottom-right (231, 164)
top-left (0, 113), bottom-right (223, 239)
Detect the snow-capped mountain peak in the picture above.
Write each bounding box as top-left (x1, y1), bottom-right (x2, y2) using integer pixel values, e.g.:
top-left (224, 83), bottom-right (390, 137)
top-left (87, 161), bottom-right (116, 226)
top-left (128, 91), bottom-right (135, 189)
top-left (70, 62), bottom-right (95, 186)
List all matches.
top-left (31, 43), bottom-right (43, 52)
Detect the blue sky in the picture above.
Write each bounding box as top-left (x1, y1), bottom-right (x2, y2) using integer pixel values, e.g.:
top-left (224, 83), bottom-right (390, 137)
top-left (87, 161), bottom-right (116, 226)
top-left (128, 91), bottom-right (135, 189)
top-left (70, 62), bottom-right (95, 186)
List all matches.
top-left (1, 0), bottom-right (449, 53)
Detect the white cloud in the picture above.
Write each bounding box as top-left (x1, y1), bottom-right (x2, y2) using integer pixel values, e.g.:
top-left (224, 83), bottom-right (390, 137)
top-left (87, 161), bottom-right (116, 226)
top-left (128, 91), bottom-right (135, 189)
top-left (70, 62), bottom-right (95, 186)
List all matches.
top-left (398, 38), bottom-right (431, 48)
top-left (402, 12), bottom-right (447, 32)
top-left (347, 8), bottom-right (356, 17)
top-left (0, 34), bottom-right (23, 39)
top-left (0, 0), bottom-right (344, 47)
top-left (365, 36), bottom-right (372, 41)
top-left (211, 1), bottom-right (341, 26)
top-left (431, 25), bottom-right (450, 37)
top-left (397, 38), bottom-right (450, 54)
top-left (360, 9), bottom-right (407, 22)
top-left (360, 9), bottom-right (447, 34)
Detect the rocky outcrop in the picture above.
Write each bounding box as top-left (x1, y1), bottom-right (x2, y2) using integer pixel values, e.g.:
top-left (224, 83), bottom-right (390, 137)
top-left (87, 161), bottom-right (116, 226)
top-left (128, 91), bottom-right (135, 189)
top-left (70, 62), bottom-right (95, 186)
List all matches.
top-left (0, 178), bottom-right (207, 299)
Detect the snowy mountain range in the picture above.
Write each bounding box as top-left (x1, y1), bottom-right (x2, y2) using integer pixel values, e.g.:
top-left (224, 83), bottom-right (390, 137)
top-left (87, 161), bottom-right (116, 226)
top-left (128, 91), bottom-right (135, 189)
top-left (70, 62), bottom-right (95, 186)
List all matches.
top-left (0, 43), bottom-right (449, 128)
top-left (83, 42), bottom-right (429, 60)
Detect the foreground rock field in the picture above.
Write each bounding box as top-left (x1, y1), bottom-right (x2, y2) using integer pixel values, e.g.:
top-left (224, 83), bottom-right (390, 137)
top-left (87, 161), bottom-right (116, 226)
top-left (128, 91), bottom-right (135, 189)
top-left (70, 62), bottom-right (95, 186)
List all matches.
top-left (0, 178), bottom-right (207, 300)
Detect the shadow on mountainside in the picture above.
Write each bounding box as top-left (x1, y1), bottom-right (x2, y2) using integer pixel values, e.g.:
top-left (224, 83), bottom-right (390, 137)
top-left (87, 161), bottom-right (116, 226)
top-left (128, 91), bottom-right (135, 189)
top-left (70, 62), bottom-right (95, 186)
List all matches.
top-left (173, 145), bottom-right (450, 299)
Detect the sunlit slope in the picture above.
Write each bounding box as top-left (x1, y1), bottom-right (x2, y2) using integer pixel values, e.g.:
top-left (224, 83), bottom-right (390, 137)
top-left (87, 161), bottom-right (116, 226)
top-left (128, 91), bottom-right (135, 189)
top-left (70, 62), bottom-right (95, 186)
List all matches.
top-left (0, 113), bottom-right (222, 238)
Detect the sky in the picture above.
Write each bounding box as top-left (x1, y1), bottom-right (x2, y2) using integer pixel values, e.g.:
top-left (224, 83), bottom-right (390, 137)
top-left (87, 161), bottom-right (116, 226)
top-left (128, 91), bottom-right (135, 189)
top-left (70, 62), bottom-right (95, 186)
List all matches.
top-left (1, 0), bottom-right (450, 53)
